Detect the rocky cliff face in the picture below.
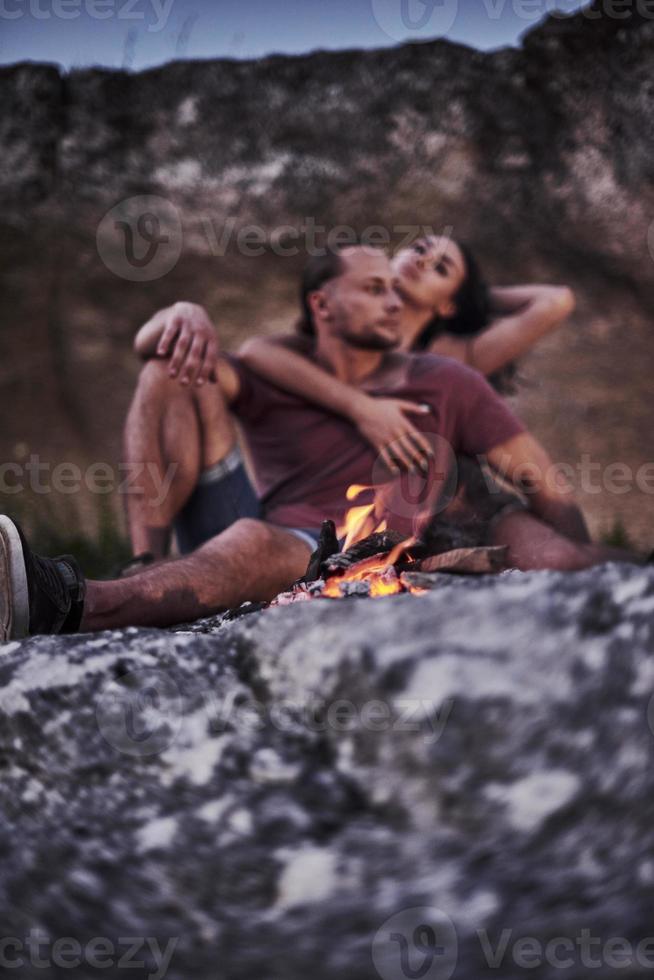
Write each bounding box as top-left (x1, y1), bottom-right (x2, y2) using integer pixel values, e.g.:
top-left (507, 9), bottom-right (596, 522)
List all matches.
top-left (0, 2), bottom-right (653, 543)
top-left (1, 563), bottom-right (653, 979)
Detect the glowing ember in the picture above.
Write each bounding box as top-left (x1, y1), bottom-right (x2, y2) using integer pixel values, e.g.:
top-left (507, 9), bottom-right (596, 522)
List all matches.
top-left (322, 554), bottom-right (399, 598)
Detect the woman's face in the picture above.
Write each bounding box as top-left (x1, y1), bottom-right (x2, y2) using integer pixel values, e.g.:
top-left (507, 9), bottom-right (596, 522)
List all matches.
top-left (392, 236), bottom-right (467, 317)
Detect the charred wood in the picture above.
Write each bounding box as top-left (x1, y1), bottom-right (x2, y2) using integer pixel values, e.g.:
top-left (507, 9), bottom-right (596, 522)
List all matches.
top-left (302, 520), bottom-right (340, 583)
top-left (322, 530), bottom-right (404, 575)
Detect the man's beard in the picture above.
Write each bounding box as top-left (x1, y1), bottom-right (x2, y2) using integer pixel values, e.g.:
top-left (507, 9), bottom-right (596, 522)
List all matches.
top-left (340, 326), bottom-right (400, 351)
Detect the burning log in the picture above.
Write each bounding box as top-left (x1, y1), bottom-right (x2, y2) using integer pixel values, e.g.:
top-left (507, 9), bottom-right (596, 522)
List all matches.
top-left (416, 545), bottom-right (508, 575)
top-left (321, 530), bottom-right (406, 576)
top-left (285, 516), bottom-right (509, 608)
top-left (302, 520), bottom-right (341, 583)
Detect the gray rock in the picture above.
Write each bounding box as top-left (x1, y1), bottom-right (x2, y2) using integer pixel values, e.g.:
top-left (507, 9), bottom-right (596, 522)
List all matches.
top-left (0, 562), bottom-right (653, 978)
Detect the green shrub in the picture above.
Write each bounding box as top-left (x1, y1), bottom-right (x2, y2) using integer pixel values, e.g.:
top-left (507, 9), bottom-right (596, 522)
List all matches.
top-left (600, 518), bottom-right (634, 551)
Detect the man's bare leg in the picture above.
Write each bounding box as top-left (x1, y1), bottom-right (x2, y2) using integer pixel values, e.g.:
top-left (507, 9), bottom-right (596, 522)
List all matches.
top-left (123, 359), bottom-right (237, 558)
top-left (81, 519), bottom-right (311, 632)
top-left (490, 511), bottom-right (643, 572)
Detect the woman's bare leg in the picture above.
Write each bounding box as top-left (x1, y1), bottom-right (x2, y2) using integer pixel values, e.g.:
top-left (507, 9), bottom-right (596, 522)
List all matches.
top-left (123, 359), bottom-right (237, 558)
top-left (81, 519), bottom-right (311, 632)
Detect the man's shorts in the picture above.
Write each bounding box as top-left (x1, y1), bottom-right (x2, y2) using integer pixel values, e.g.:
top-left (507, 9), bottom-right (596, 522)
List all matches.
top-left (173, 447), bottom-right (321, 555)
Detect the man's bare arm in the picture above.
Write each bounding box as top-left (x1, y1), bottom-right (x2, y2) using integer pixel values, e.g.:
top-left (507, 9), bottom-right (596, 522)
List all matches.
top-left (485, 431), bottom-right (591, 543)
top-left (133, 302), bottom-right (220, 387)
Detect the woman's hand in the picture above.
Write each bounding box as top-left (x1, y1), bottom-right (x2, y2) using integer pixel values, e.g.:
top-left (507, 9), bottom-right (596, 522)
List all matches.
top-left (351, 395), bottom-right (434, 474)
top-left (156, 302), bottom-right (220, 387)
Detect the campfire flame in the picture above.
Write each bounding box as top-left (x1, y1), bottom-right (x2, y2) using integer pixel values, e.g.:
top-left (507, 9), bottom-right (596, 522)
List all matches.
top-left (338, 484), bottom-right (387, 551)
top-left (322, 485), bottom-right (420, 598)
top-left (272, 485), bottom-right (427, 606)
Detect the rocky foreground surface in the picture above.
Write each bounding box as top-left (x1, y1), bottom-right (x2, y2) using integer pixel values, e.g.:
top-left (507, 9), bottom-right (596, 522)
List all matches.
top-left (0, 563), bottom-right (653, 979)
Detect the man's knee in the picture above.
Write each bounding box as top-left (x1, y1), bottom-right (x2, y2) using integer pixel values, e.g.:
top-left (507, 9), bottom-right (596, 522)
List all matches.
top-left (136, 357), bottom-right (230, 422)
top-left (198, 518), bottom-right (309, 561)
top-left (221, 518), bottom-right (277, 547)
top-left (192, 518), bottom-right (310, 605)
top-left (136, 358), bottom-right (178, 398)
top-left (232, 517), bottom-right (265, 531)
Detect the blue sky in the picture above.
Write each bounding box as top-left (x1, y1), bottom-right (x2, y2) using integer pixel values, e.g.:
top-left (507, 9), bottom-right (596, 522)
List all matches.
top-left (0, 0), bottom-right (589, 71)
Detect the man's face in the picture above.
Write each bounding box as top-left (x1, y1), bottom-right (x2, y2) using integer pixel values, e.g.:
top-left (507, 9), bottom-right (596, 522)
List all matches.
top-left (320, 248), bottom-right (403, 350)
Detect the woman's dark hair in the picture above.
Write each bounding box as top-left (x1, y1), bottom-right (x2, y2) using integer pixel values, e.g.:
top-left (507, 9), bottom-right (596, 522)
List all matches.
top-left (413, 242), bottom-right (516, 393)
top-left (413, 242), bottom-right (490, 347)
top-left (297, 250), bottom-right (346, 337)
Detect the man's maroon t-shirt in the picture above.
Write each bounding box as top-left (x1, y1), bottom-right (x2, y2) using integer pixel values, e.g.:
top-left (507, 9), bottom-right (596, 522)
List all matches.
top-left (227, 352), bottom-right (525, 537)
